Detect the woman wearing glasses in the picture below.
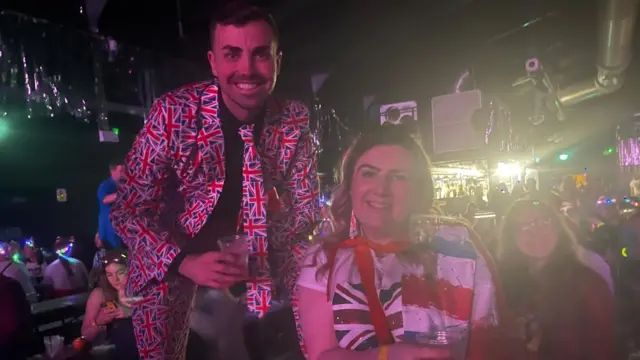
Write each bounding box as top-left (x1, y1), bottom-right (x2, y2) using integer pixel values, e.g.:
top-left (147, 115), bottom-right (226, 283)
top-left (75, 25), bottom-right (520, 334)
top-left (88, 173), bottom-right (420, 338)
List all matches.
top-left (296, 127), bottom-right (507, 360)
top-left (81, 249), bottom-right (138, 360)
top-left (496, 200), bottom-right (615, 359)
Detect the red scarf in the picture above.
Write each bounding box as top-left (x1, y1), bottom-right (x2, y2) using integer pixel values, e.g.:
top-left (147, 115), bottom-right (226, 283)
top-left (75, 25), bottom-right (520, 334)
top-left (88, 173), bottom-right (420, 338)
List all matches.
top-left (325, 237), bottom-right (410, 345)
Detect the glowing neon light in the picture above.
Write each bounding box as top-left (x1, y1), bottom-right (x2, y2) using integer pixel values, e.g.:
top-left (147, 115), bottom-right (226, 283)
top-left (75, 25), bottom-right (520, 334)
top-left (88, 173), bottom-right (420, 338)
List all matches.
top-left (597, 197), bottom-right (617, 205)
top-left (56, 243), bottom-right (73, 257)
top-left (622, 247), bottom-right (628, 258)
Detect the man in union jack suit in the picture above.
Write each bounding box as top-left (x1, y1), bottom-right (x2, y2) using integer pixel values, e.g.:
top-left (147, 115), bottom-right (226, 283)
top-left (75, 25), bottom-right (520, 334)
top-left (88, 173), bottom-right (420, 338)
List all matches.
top-left (111, 4), bottom-right (320, 359)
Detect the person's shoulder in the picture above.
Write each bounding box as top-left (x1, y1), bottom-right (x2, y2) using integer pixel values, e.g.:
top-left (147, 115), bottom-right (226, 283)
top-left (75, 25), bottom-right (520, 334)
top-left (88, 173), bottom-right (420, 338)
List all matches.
top-left (69, 257), bottom-right (86, 268)
top-left (573, 261), bottom-right (611, 294)
top-left (283, 99), bottom-right (309, 118)
top-left (155, 81), bottom-right (214, 109)
top-left (301, 242), bottom-right (326, 267)
top-left (303, 240), bottom-right (356, 268)
top-left (271, 97), bottom-right (310, 126)
top-left (87, 287), bottom-right (105, 304)
top-left (89, 287), bottom-right (104, 298)
top-left (0, 273), bottom-right (21, 289)
top-left (4, 261), bottom-right (26, 274)
top-left (44, 259), bottom-right (60, 270)
top-left (98, 178), bottom-right (114, 188)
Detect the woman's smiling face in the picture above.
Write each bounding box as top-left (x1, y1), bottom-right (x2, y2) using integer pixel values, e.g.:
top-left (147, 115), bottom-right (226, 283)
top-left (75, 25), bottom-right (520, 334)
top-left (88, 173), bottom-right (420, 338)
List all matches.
top-left (350, 145), bottom-right (417, 235)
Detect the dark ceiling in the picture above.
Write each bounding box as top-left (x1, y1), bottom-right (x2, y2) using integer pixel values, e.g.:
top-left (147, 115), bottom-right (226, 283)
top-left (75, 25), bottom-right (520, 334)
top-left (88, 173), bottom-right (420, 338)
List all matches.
top-left (2, 0), bottom-right (617, 100)
top-left (1, 0), bottom-right (638, 181)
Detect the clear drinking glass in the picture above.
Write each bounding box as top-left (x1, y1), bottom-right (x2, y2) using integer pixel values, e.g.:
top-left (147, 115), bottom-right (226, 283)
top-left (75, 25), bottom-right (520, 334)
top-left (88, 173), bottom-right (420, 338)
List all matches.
top-left (44, 335), bottom-right (64, 358)
top-left (217, 235), bottom-right (250, 302)
top-left (217, 234), bottom-right (249, 266)
top-left (410, 213), bottom-right (463, 244)
top-left (414, 323), bottom-right (466, 347)
top-left (407, 213), bottom-right (467, 356)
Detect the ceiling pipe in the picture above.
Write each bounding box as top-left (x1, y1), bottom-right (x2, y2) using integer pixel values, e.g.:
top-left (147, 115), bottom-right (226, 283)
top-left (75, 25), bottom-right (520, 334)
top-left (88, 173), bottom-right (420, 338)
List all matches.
top-left (556, 0), bottom-right (639, 106)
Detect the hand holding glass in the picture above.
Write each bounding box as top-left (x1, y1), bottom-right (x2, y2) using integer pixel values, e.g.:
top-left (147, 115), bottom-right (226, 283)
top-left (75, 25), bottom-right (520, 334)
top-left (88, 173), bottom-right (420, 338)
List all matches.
top-left (218, 234), bottom-right (249, 271)
top-left (178, 237), bottom-right (248, 288)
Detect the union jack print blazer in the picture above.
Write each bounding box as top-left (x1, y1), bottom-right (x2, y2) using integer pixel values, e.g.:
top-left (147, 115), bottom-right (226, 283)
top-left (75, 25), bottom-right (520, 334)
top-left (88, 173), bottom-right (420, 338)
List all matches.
top-left (111, 81), bottom-right (320, 295)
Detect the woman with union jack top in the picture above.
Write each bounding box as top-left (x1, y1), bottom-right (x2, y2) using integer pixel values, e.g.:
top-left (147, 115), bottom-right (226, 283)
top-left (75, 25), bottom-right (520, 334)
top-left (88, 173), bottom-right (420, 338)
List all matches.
top-left (296, 127), bottom-right (510, 360)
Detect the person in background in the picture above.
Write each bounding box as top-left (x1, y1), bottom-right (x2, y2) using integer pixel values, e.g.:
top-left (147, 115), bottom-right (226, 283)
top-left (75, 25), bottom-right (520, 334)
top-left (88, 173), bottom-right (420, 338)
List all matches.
top-left (489, 182), bottom-right (512, 220)
top-left (23, 238), bottom-right (46, 285)
top-left (497, 200), bottom-right (615, 359)
top-left (631, 175), bottom-right (640, 197)
top-left (463, 202), bottom-right (478, 224)
top-left (42, 236), bottom-right (66, 265)
top-left (559, 176), bottom-right (579, 207)
top-left (543, 191), bottom-right (562, 212)
top-left (92, 232), bottom-right (106, 271)
top-left (618, 207), bottom-right (640, 355)
top-left (581, 177), bottom-right (605, 212)
top-left (473, 185), bottom-right (487, 208)
top-left (0, 273), bottom-right (35, 360)
top-left (43, 238), bottom-right (89, 298)
top-left (511, 183), bottom-right (526, 200)
top-left (0, 242), bottom-right (37, 302)
top-left (82, 250), bottom-right (137, 360)
top-left (8, 240), bottom-right (21, 259)
top-left (526, 192), bottom-right (613, 293)
top-left (98, 160), bottom-right (124, 250)
top-left (525, 178), bottom-right (538, 198)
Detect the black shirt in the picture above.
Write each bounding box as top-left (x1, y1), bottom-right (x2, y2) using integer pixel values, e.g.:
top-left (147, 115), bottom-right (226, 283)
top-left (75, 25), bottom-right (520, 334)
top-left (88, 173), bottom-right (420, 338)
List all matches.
top-left (170, 94), bottom-right (263, 268)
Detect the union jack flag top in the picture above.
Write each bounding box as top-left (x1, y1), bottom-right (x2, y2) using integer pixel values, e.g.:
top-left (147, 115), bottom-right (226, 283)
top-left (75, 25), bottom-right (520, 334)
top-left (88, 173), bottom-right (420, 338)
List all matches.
top-left (402, 226), bottom-right (499, 360)
top-left (111, 81), bottom-right (321, 359)
top-left (296, 225), bottom-right (500, 360)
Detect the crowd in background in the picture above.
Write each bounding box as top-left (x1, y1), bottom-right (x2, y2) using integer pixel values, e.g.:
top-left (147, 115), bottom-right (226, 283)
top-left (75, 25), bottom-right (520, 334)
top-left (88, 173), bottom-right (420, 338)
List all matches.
top-left (0, 232), bottom-right (140, 360)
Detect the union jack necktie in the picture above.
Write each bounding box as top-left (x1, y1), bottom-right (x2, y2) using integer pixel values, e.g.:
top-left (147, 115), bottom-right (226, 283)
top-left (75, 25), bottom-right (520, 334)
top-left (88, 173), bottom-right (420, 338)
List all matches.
top-left (239, 124), bottom-right (272, 317)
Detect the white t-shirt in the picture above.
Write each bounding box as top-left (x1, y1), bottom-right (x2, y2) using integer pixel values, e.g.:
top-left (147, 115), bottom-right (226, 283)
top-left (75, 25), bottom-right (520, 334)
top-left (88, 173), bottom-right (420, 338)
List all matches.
top-left (297, 227), bottom-right (498, 359)
top-left (0, 260), bottom-right (37, 302)
top-left (26, 261), bottom-right (46, 282)
top-left (44, 258), bottom-right (89, 292)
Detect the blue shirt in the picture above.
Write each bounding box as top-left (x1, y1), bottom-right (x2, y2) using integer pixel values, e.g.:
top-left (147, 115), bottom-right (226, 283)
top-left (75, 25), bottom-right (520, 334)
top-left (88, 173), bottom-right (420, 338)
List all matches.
top-left (98, 178), bottom-right (121, 248)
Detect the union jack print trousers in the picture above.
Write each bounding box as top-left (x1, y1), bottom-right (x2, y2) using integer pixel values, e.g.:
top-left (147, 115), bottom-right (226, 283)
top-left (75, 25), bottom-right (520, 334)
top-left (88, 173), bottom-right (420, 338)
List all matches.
top-left (131, 279), bottom-right (196, 360)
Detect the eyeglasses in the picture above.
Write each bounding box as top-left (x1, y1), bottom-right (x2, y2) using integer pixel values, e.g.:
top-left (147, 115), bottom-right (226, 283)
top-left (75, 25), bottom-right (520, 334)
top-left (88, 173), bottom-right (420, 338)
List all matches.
top-left (516, 218), bottom-right (552, 233)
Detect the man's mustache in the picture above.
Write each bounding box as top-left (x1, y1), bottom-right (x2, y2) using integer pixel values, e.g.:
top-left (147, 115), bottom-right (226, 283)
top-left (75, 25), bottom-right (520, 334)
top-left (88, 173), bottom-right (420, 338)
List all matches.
top-left (229, 75), bottom-right (266, 84)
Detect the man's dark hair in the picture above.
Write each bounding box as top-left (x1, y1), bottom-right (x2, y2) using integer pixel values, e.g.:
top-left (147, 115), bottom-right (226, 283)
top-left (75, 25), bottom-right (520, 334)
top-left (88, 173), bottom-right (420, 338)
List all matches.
top-left (209, 3), bottom-right (279, 49)
top-left (109, 160), bottom-right (123, 169)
